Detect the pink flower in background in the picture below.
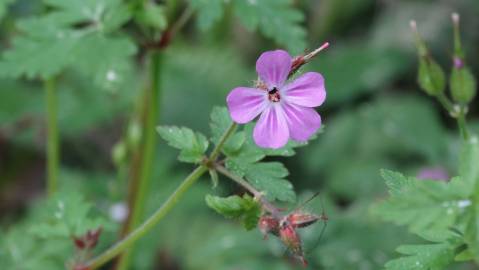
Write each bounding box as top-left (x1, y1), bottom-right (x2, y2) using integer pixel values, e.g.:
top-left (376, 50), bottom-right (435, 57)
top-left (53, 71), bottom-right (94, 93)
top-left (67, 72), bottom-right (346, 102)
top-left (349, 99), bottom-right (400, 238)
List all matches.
top-left (417, 167), bottom-right (449, 181)
top-left (226, 50), bottom-right (326, 149)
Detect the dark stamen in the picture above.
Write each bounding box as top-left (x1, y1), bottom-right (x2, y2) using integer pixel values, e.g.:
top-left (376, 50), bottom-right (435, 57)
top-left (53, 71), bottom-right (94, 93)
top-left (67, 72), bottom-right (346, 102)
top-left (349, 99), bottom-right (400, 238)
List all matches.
top-left (268, 87), bottom-right (278, 95)
top-left (268, 87), bottom-right (280, 102)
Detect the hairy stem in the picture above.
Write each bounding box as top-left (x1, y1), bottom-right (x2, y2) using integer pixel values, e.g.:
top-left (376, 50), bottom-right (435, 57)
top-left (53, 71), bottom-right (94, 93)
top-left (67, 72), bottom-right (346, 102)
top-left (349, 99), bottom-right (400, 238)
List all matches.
top-left (44, 77), bottom-right (59, 196)
top-left (84, 166), bottom-right (208, 269)
top-left (116, 51), bottom-right (163, 270)
top-left (209, 123), bottom-right (237, 161)
top-left (84, 119), bottom-right (237, 269)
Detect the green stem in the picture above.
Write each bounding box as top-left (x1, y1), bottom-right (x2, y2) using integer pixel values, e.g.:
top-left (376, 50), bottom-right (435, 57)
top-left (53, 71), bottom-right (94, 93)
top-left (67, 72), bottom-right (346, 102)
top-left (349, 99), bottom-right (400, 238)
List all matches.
top-left (84, 166), bottom-right (208, 269)
top-left (44, 78), bottom-right (59, 196)
top-left (436, 92), bottom-right (470, 140)
top-left (215, 164), bottom-right (280, 218)
top-left (436, 92), bottom-right (454, 113)
top-left (84, 121), bottom-right (238, 270)
top-left (116, 52), bottom-right (163, 270)
top-left (457, 109), bottom-right (470, 141)
top-left (209, 123), bottom-right (237, 161)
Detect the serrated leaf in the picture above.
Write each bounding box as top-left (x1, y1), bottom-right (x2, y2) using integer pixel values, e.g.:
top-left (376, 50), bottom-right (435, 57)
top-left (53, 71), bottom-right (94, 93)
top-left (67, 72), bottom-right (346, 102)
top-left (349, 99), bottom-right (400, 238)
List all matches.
top-left (381, 169), bottom-right (413, 196)
top-left (205, 194), bottom-right (260, 230)
top-left (157, 126), bottom-right (209, 163)
top-left (0, 0), bottom-right (135, 90)
top-left (233, 0), bottom-right (306, 53)
top-left (189, 0), bottom-right (224, 30)
top-left (385, 243), bottom-right (455, 270)
top-left (245, 162), bottom-right (295, 202)
top-left (29, 192), bottom-right (106, 238)
top-left (372, 171), bottom-right (469, 237)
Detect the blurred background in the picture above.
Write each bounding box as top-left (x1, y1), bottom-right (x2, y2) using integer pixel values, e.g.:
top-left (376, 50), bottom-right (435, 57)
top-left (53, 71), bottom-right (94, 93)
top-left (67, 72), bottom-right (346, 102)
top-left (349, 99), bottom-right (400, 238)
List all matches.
top-left (1, 0), bottom-right (479, 269)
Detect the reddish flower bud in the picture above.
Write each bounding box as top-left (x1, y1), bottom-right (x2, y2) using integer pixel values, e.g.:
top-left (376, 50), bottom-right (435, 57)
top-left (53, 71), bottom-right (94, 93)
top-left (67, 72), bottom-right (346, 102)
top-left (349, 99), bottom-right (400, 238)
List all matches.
top-left (287, 212), bottom-right (320, 228)
top-left (73, 237), bottom-right (86, 250)
top-left (279, 222), bottom-right (306, 266)
top-left (72, 227), bottom-right (102, 250)
top-left (85, 227), bottom-right (102, 249)
top-left (258, 215), bottom-right (279, 238)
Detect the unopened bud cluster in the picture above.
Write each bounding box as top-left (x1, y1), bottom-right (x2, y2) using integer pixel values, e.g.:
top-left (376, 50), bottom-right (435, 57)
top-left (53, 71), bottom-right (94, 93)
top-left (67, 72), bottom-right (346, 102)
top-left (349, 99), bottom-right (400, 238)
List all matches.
top-left (411, 14), bottom-right (476, 107)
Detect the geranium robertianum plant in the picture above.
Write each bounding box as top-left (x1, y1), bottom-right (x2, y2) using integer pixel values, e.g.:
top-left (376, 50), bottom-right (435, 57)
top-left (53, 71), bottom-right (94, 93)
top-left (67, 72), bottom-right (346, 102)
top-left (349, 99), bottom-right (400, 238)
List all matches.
top-left (372, 13), bottom-right (479, 269)
top-left (68, 43), bottom-right (331, 270)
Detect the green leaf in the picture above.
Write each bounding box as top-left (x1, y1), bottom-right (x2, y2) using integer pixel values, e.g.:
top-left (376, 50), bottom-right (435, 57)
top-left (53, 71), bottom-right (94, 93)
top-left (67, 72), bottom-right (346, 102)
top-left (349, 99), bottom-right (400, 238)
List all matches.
top-left (381, 169), bottom-right (413, 196)
top-left (385, 243), bottom-right (455, 270)
top-left (157, 126), bottom-right (209, 163)
top-left (29, 192), bottom-right (106, 238)
top-left (210, 106), bottom-right (245, 155)
top-left (233, 0), bottom-right (306, 53)
top-left (205, 194), bottom-right (261, 230)
top-left (0, 0), bottom-right (135, 89)
top-left (372, 171), bottom-right (469, 237)
top-left (245, 162), bottom-right (295, 202)
top-left (189, 0), bottom-right (225, 30)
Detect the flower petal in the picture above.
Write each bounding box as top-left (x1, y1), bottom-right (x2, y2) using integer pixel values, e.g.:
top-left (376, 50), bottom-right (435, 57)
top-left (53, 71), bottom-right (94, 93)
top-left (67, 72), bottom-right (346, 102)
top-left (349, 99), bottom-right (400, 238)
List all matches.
top-left (227, 87), bottom-right (268, 124)
top-left (282, 72), bottom-right (326, 107)
top-left (282, 102), bottom-right (321, 142)
top-left (253, 104), bottom-right (289, 149)
top-left (256, 50), bottom-right (292, 88)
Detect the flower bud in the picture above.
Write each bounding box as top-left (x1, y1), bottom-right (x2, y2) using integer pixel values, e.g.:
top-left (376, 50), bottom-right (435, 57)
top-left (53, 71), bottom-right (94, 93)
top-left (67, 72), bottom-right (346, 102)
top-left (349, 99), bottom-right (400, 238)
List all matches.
top-left (287, 212), bottom-right (320, 228)
top-left (258, 215), bottom-right (279, 238)
top-left (449, 13), bottom-right (476, 104)
top-left (410, 20), bottom-right (446, 96)
top-left (418, 58), bottom-right (446, 96)
top-left (450, 66), bottom-right (476, 104)
top-left (279, 222), bottom-right (307, 266)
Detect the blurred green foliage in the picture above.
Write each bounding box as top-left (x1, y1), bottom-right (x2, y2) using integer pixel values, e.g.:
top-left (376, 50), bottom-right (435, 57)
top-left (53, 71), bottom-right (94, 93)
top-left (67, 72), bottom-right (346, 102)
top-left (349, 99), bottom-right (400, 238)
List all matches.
top-left (1, 0), bottom-right (479, 270)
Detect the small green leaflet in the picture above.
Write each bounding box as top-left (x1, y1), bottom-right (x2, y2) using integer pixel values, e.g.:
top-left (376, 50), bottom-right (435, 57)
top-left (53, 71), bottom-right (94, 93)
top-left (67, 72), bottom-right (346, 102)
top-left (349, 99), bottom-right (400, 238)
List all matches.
top-left (205, 194), bottom-right (261, 230)
top-left (245, 162), bottom-right (295, 202)
top-left (0, 0), bottom-right (135, 90)
top-left (372, 170), bottom-right (469, 237)
top-left (29, 192), bottom-right (106, 238)
top-left (157, 126), bottom-right (209, 163)
top-left (385, 243), bottom-right (455, 270)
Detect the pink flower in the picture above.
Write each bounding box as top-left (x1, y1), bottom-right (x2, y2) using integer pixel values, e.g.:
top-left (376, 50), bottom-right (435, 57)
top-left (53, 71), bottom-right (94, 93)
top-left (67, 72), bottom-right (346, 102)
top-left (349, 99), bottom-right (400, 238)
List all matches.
top-left (417, 167), bottom-right (449, 181)
top-left (226, 50), bottom-right (326, 149)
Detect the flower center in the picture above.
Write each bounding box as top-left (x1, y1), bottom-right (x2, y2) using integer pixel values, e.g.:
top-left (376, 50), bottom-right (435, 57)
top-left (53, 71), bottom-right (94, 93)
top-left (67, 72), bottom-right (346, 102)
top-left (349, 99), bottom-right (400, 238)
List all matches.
top-left (268, 87), bottom-right (281, 102)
